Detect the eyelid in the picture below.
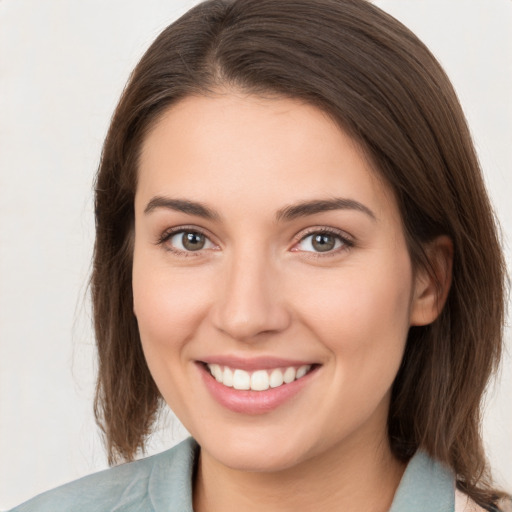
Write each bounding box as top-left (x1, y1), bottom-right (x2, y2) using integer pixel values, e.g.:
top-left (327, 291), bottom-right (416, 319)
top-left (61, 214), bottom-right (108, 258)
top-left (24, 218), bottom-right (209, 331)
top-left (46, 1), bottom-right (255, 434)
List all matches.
top-left (156, 225), bottom-right (219, 255)
top-left (291, 226), bottom-right (355, 254)
top-left (155, 224), bottom-right (353, 256)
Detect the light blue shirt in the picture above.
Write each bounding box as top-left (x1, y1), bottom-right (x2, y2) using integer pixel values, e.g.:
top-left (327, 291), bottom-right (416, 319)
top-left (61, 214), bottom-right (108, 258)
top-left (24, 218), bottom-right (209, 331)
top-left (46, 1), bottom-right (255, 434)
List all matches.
top-left (9, 438), bottom-right (455, 511)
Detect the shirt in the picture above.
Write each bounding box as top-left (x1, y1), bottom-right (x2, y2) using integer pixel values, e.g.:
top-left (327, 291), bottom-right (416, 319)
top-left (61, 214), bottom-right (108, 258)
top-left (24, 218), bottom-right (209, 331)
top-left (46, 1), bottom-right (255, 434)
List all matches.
top-left (9, 437), bottom-right (484, 512)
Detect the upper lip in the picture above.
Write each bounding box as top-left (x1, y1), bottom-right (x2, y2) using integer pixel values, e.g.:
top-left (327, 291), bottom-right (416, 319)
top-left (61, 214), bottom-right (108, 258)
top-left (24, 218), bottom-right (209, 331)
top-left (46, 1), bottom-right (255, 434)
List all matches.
top-left (199, 355), bottom-right (318, 371)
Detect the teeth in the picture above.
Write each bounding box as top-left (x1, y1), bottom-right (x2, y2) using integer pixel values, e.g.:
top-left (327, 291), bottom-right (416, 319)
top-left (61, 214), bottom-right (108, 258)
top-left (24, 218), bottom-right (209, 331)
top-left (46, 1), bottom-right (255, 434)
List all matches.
top-left (233, 369), bottom-right (251, 390)
top-left (223, 367), bottom-right (233, 387)
top-left (296, 365), bottom-right (309, 379)
top-left (269, 368), bottom-right (284, 388)
top-left (251, 370), bottom-right (269, 391)
top-left (283, 367), bottom-right (296, 383)
top-left (207, 364), bottom-right (312, 391)
top-left (210, 364), bottom-right (222, 382)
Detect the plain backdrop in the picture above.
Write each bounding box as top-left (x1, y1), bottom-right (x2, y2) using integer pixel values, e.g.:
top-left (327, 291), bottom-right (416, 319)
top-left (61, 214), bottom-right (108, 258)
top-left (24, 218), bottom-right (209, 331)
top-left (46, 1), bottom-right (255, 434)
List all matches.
top-left (0, 0), bottom-right (511, 509)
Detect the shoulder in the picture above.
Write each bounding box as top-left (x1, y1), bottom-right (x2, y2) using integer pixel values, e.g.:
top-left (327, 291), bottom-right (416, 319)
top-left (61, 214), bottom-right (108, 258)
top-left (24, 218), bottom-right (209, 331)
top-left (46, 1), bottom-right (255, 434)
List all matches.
top-left (8, 437), bottom-right (198, 512)
top-left (455, 489), bottom-right (512, 512)
top-left (456, 491), bottom-right (512, 512)
top-left (455, 490), bottom-right (488, 512)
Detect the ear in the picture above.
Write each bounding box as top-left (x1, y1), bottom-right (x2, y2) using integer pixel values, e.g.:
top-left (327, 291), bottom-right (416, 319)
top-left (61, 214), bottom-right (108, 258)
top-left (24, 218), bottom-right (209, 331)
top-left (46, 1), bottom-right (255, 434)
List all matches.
top-left (410, 235), bottom-right (453, 326)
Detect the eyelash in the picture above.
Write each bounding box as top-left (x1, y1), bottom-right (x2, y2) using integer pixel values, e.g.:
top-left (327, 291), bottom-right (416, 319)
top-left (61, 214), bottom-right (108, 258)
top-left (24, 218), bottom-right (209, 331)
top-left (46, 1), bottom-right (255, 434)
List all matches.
top-left (292, 227), bottom-right (354, 258)
top-left (156, 226), bottom-right (354, 257)
top-left (156, 225), bottom-right (216, 257)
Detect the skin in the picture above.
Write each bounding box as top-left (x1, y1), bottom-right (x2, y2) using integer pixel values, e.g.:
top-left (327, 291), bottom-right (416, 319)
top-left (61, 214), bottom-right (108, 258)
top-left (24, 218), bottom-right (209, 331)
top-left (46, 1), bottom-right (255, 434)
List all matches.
top-left (132, 91), bottom-right (452, 512)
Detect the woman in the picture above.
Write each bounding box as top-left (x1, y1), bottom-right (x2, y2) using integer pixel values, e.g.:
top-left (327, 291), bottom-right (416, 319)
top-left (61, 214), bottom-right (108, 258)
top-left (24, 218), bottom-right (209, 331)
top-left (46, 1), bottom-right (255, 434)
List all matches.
top-left (9, 0), bottom-right (510, 510)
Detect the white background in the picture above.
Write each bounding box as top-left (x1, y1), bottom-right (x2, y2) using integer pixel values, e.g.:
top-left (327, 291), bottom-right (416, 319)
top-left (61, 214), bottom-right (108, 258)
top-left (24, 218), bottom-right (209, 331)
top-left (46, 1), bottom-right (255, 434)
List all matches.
top-left (0, 0), bottom-right (510, 509)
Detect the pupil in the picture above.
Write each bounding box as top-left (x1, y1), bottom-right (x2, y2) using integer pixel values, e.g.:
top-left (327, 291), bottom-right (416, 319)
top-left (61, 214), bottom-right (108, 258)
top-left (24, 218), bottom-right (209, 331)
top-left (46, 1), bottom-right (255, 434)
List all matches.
top-left (183, 232), bottom-right (205, 251)
top-left (312, 234), bottom-right (335, 252)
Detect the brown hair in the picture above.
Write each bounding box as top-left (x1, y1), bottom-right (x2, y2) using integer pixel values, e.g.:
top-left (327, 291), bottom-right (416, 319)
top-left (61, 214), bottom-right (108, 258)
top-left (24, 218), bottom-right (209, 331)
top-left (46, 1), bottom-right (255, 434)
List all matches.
top-left (92, 0), bottom-right (508, 508)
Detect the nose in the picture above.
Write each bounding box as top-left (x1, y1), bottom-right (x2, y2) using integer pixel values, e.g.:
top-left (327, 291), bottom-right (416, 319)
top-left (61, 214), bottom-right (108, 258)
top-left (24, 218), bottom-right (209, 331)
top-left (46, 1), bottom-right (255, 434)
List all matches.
top-left (211, 251), bottom-right (291, 342)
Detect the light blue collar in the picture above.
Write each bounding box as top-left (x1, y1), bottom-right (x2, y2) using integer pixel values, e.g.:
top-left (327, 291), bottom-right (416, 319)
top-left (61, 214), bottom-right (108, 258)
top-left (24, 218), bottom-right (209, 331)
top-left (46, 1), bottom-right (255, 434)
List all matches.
top-left (389, 450), bottom-right (455, 512)
top-left (148, 437), bottom-right (197, 512)
top-left (148, 439), bottom-right (454, 512)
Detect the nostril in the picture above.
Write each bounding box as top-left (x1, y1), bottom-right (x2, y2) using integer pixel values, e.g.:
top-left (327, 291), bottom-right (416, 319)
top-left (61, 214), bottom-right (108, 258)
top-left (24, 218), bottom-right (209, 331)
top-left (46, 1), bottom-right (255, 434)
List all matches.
top-left (211, 300), bottom-right (292, 342)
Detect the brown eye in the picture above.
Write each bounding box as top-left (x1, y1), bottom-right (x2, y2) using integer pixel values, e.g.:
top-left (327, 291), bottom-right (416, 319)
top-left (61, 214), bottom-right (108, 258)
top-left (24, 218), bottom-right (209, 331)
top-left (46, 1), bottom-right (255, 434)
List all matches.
top-left (182, 232), bottom-right (205, 251)
top-left (296, 231), bottom-right (346, 253)
top-left (312, 234), bottom-right (336, 252)
top-left (168, 230), bottom-right (214, 252)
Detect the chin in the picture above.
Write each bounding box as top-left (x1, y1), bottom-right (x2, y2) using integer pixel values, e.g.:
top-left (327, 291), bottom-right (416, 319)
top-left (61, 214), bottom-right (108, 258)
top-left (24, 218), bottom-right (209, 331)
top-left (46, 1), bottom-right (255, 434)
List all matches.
top-left (212, 445), bottom-right (305, 473)
top-left (195, 425), bottom-right (318, 474)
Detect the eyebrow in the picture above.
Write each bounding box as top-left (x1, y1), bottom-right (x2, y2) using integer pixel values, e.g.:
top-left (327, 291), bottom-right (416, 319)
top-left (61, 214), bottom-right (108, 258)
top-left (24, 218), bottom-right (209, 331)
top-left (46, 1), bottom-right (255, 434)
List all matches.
top-left (144, 196), bottom-right (376, 222)
top-left (276, 198), bottom-right (376, 222)
top-left (144, 197), bottom-right (219, 220)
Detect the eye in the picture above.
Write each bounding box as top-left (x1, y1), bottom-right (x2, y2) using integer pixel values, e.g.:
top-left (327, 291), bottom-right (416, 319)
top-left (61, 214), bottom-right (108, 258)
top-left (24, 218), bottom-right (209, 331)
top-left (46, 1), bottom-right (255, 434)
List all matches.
top-left (166, 230), bottom-right (216, 252)
top-left (295, 230), bottom-right (350, 253)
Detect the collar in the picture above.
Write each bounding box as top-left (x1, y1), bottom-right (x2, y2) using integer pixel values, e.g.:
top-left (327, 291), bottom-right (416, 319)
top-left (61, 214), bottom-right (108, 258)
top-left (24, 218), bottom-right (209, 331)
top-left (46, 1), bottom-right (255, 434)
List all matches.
top-left (390, 450), bottom-right (455, 512)
top-left (147, 439), bottom-right (454, 512)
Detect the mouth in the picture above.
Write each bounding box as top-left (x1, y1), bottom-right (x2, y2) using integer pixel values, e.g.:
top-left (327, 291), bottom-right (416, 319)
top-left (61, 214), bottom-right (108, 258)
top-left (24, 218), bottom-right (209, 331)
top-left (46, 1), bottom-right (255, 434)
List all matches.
top-left (197, 358), bottom-right (320, 414)
top-left (204, 363), bottom-right (315, 391)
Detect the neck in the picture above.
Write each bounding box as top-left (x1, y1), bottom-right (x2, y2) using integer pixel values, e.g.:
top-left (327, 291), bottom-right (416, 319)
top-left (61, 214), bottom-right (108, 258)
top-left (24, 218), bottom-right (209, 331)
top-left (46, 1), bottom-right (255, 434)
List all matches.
top-left (193, 430), bottom-right (406, 512)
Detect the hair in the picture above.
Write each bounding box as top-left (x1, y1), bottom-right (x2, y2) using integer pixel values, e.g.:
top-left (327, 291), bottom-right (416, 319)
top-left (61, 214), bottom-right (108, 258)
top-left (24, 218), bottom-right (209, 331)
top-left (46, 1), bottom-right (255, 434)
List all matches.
top-left (91, 0), bottom-right (508, 508)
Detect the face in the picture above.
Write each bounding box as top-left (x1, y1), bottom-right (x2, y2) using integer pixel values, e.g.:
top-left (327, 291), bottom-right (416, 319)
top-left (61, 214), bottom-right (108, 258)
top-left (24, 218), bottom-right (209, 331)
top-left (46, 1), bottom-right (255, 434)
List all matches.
top-left (133, 92), bottom-right (430, 473)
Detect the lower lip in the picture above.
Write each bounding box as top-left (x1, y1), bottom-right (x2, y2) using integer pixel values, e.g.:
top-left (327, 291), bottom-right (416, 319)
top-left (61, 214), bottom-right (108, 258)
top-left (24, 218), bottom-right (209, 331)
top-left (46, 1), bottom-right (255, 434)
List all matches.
top-left (198, 363), bottom-right (318, 414)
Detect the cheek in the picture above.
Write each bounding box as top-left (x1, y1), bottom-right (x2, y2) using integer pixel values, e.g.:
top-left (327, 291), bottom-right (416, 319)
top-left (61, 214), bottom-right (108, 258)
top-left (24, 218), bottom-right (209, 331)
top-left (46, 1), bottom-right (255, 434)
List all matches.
top-left (131, 253), bottom-right (215, 416)
top-left (132, 253), bottom-right (211, 357)
top-left (293, 257), bottom-right (413, 373)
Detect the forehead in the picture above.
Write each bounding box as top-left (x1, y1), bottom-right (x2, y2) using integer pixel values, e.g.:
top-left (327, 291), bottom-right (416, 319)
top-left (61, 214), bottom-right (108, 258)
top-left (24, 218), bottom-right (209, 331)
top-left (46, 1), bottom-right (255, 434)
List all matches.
top-left (136, 92), bottom-right (398, 225)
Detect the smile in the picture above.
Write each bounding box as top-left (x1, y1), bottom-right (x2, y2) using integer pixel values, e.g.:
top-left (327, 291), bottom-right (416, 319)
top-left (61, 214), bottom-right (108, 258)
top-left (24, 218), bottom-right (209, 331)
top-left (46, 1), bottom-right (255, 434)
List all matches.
top-left (206, 363), bottom-right (313, 391)
top-left (198, 357), bottom-right (320, 414)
